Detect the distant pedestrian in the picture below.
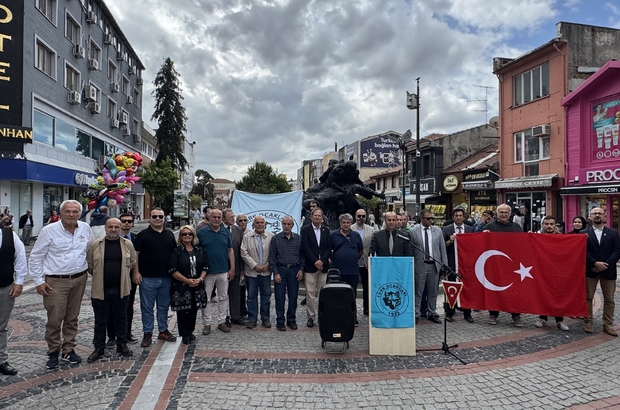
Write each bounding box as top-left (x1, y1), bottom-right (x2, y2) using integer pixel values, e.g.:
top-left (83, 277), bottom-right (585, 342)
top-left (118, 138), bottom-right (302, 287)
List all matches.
top-left (90, 206), bottom-right (111, 240)
top-left (18, 210), bottom-right (33, 246)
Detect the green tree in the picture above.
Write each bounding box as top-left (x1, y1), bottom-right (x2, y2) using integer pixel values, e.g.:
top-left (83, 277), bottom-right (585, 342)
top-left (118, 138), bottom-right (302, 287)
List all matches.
top-left (188, 194), bottom-right (203, 211)
top-left (236, 161), bottom-right (291, 194)
top-left (357, 194), bottom-right (380, 214)
top-left (140, 159), bottom-right (180, 209)
top-left (151, 57), bottom-right (188, 172)
top-left (189, 169), bottom-right (215, 205)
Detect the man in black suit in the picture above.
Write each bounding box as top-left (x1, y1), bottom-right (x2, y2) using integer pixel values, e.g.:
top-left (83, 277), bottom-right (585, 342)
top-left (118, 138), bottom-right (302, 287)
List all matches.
top-left (442, 207), bottom-right (474, 323)
top-left (223, 208), bottom-right (245, 326)
top-left (369, 212), bottom-right (413, 257)
top-left (300, 208), bottom-right (331, 327)
top-left (584, 207), bottom-right (620, 336)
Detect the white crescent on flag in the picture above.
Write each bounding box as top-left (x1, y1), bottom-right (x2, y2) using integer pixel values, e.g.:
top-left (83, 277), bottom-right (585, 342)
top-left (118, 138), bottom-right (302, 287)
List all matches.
top-left (475, 250), bottom-right (513, 292)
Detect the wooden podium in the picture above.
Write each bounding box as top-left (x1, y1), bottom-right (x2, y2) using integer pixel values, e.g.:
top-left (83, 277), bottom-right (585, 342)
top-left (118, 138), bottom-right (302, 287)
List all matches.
top-left (368, 256), bottom-right (416, 356)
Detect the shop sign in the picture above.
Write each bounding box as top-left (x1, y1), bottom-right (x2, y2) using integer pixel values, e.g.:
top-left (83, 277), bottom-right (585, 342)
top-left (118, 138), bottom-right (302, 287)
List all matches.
top-left (411, 178), bottom-right (435, 194)
top-left (471, 190), bottom-right (497, 202)
top-left (443, 174), bottom-right (459, 192)
top-left (0, 1), bottom-right (25, 127)
top-left (74, 173), bottom-right (98, 186)
top-left (585, 167), bottom-right (620, 183)
top-left (464, 172), bottom-right (488, 181)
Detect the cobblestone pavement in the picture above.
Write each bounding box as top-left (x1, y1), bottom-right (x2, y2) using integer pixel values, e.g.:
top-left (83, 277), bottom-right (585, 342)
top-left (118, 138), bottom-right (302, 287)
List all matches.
top-left (1, 235), bottom-right (619, 409)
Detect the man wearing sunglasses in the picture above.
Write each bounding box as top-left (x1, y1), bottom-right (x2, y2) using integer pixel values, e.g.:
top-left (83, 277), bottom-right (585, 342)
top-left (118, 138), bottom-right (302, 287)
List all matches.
top-left (133, 208), bottom-right (178, 347)
top-left (353, 209), bottom-right (374, 316)
top-left (411, 209), bottom-right (448, 324)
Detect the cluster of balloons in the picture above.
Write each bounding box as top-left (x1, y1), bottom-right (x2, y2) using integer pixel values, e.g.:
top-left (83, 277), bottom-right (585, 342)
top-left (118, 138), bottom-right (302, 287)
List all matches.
top-left (82, 152), bottom-right (143, 212)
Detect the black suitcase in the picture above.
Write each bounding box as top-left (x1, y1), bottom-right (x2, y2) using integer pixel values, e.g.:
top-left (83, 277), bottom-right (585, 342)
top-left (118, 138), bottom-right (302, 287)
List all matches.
top-left (318, 269), bottom-right (356, 348)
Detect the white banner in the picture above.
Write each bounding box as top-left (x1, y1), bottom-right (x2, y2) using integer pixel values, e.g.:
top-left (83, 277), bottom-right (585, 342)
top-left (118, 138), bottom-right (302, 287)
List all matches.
top-left (231, 190), bottom-right (303, 234)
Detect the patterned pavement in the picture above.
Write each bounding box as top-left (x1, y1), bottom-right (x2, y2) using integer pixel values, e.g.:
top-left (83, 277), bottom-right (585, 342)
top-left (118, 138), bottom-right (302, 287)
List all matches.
top-left (1, 230), bottom-right (619, 409)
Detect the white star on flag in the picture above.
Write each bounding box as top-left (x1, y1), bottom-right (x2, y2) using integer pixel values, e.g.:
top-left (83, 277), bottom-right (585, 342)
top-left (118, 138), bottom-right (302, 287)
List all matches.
top-left (514, 263), bottom-right (533, 281)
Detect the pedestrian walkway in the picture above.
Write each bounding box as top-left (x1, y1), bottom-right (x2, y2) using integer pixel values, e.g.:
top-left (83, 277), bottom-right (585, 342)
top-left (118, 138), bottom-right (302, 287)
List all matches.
top-left (1, 274), bottom-right (620, 409)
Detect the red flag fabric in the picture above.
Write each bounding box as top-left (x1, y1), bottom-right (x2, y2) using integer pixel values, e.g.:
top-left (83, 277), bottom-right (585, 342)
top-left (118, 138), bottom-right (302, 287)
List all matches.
top-left (457, 232), bottom-right (587, 317)
top-left (442, 281), bottom-right (463, 309)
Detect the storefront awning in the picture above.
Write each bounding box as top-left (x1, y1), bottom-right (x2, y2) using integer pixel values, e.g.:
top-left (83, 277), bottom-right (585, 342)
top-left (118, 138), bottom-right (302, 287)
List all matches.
top-left (559, 184), bottom-right (620, 195)
top-left (461, 180), bottom-right (494, 190)
top-left (404, 194), bottom-right (438, 204)
top-left (494, 174), bottom-right (558, 190)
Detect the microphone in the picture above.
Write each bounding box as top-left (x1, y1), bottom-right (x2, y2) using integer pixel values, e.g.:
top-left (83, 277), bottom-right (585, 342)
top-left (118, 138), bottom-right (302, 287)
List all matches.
top-left (396, 233), bottom-right (411, 241)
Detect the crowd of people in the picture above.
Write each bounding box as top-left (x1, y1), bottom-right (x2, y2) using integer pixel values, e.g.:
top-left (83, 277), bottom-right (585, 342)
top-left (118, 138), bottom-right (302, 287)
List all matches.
top-left (0, 199), bottom-right (618, 377)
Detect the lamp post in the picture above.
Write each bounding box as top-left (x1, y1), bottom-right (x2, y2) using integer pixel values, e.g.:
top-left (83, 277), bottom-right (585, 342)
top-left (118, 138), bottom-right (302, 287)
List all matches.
top-left (406, 78), bottom-right (421, 218)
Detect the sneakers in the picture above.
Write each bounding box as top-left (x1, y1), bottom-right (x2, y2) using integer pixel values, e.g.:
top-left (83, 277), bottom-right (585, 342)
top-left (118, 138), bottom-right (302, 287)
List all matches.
top-left (140, 333), bottom-right (153, 347)
top-left (158, 329), bottom-right (178, 342)
top-left (534, 319), bottom-right (547, 328)
top-left (87, 348), bottom-right (105, 363)
top-left (557, 321), bottom-right (569, 331)
top-left (202, 325), bottom-right (211, 335)
top-left (487, 315), bottom-right (497, 325)
top-left (117, 344), bottom-right (133, 356)
top-left (603, 325), bottom-right (618, 337)
top-left (512, 317), bottom-right (523, 327)
top-left (61, 350), bottom-right (82, 364)
top-left (46, 351), bottom-right (60, 369)
top-left (217, 323), bottom-right (231, 333)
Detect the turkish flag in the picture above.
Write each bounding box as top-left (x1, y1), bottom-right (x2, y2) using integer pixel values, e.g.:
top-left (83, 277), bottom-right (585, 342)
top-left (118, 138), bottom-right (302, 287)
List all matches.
top-left (457, 233), bottom-right (588, 317)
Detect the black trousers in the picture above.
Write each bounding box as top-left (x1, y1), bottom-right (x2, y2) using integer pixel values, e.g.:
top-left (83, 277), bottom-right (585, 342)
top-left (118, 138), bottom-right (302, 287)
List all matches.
top-left (359, 267), bottom-right (369, 314)
top-left (177, 308), bottom-right (198, 337)
top-left (228, 274), bottom-right (241, 321)
top-left (107, 281), bottom-right (137, 339)
top-left (93, 288), bottom-right (129, 349)
top-left (240, 284), bottom-right (248, 316)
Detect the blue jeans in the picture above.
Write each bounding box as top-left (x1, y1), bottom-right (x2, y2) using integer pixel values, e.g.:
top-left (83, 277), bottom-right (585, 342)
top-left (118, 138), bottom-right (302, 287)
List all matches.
top-left (274, 267), bottom-right (299, 325)
top-left (246, 275), bottom-right (271, 324)
top-left (139, 276), bottom-right (171, 334)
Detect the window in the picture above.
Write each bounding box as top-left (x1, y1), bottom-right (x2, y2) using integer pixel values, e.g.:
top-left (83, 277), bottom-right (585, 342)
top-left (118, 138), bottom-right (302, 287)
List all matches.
top-left (33, 110), bottom-right (54, 145)
top-left (108, 60), bottom-right (117, 83)
top-left (89, 39), bottom-right (101, 62)
top-left (133, 88), bottom-right (140, 107)
top-left (65, 13), bottom-right (80, 44)
top-left (122, 76), bottom-right (130, 94)
top-left (65, 63), bottom-right (80, 92)
top-left (92, 137), bottom-right (104, 160)
top-left (132, 119), bottom-right (140, 136)
top-left (76, 130), bottom-right (91, 158)
top-left (422, 154), bottom-right (430, 176)
top-left (391, 176), bottom-right (397, 189)
top-left (36, 0), bottom-right (57, 24)
top-left (514, 129), bottom-right (551, 176)
top-left (513, 63), bottom-right (549, 106)
top-left (35, 38), bottom-right (56, 78)
top-left (107, 99), bottom-right (116, 119)
top-left (55, 118), bottom-right (76, 152)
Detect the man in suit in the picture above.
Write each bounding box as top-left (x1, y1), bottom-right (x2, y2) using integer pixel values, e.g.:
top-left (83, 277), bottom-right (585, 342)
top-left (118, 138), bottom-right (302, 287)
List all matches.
top-left (584, 207), bottom-right (620, 336)
top-left (300, 208), bottom-right (331, 327)
top-left (369, 212), bottom-right (413, 257)
top-left (18, 210), bottom-right (33, 246)
top-left (442, 207), bottom-right (474, 323)
top-left (352, 209), bottom-right (375, 316)
top-left (411, 209), bottom-right (448, 324)
top-left (223, 208), bottom-right (245, 326)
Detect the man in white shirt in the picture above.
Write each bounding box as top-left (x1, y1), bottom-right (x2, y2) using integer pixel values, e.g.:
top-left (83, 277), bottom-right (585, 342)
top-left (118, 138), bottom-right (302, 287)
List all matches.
top-left (29, 200), bottom-right (93, 369)
top-left (353, 209), bottom-right (375, 316)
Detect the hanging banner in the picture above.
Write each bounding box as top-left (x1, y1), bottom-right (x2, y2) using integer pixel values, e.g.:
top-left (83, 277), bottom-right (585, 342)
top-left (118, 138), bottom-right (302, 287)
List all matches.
top-left (231, 190), bottom-right (303, 234)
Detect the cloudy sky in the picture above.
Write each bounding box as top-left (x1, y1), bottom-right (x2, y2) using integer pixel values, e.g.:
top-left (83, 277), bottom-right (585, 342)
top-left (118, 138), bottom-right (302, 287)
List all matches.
top-left (105, 0), bottom-right (620, 182)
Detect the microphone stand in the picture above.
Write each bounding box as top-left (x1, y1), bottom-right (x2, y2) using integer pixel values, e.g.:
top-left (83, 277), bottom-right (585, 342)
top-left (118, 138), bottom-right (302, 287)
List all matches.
top-left (397, 231), bottom-right (467, 365)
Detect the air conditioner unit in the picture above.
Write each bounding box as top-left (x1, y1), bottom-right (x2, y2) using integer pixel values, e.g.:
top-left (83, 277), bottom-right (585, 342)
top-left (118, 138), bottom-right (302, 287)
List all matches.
top-left (120, 112), bottom-right (128, 124)
top-left (68, 91), bottom-right (81, 104)
top-left (123, 128), bottom-right (131, 137)
top-left (88, 102), bottom-right (101, 114)
top-left (84, 84), bottom-right (97, 101)
top-left (117, 51), bottom-right (126, 61)
top-left (104, 33), bottom-right (114, 44)
top-left (111, 82), bottom-right (119, 93)
top-left (87, 11), bottom-right (97, 24)
top-left (532, 124), bottom-right (551, 137)
top-left (128, 66), bottom-right (136, 75)
top-left (88, 58), bottom-right (99, 70)
top-left (137, 77), bottom-right (143, 85)
top-left (110, 118), bottom-right (119, 128)
top-left (134, 133), bottom-right (142, 143)
top-left (73, 44), bottom-right (85, 59)
top-left (126, 95), bottom-right (133, 104)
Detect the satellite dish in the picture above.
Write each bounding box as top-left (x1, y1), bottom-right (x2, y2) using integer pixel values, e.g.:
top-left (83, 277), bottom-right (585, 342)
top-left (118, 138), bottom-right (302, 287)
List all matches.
top-left (489, 116), bottom-right (499, 127)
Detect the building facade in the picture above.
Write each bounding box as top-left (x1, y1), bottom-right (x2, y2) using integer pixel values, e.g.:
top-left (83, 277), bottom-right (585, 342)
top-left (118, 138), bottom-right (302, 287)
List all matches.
top-left (0, 0), bottom-right (145, 235)
top-left (561, 60), bottom-right (620, 230)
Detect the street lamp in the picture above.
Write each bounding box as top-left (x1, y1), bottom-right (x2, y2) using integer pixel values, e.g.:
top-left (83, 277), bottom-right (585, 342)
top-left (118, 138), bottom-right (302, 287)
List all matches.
top-left (406, 78), bottom-right (421, 219)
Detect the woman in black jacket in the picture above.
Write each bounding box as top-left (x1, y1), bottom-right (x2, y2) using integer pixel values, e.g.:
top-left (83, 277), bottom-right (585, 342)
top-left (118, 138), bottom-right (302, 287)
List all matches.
top-left (169, 225), bottom-right (208, 344)
top-left (568, 216), bottom-right (587, 234)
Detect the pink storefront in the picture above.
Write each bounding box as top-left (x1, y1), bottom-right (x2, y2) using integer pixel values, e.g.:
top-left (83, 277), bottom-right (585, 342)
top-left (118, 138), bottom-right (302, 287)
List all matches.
top-left (561, 61), bottom-right (620, 230)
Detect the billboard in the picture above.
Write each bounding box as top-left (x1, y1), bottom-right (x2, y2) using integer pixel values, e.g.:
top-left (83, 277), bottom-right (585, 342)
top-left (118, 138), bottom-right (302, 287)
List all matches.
top-left (359, 134), bottom-right (401, 168)
top-left (173, 190), bottom-right (189, 218)
top-left (592, 97), bottom-right (620, 161)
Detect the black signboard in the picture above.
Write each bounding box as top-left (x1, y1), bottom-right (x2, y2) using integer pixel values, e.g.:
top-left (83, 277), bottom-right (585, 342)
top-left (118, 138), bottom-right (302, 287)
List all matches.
top-left (0, 0), bottom-right (25, 127)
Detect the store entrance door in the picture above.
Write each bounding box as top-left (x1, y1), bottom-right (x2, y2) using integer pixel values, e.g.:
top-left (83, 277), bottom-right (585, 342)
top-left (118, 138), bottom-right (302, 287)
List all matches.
top-left (611, 196), bottom-right (619, 230)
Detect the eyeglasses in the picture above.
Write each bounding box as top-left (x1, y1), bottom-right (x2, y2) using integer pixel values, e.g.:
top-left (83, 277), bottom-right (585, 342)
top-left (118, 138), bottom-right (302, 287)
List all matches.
top-left (120, 219), bottom-right (133, 223)
top-left (180, 232), bottom-right (194, 237)
top-left (592, 212), bottom-right (603, 215)
top-left (356, 215), bottom-right (366, 218)
top-left (151, 215), bottom-right (165, 219)
top-left (237, 219), bottom-right (248, 222)
top-left (422, 217), bottom-right (434, 221)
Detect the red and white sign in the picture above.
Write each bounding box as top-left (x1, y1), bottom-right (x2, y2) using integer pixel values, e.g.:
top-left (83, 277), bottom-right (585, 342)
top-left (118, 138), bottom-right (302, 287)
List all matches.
top-left (457, 233), bottom-right (588, 317)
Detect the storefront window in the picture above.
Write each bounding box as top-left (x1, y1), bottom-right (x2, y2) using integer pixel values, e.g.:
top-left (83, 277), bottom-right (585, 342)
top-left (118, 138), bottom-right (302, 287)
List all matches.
top-left (33, 109), bottom-right (54, 146)
top-left (9, 182), bottom-right (32, 225)
top-left (77, 129), bottom-right (91, 158)
top-left (505, 191), bottom-right (547, 232)
top-left (582, 195), bottom-right (620, 230)
top-left (55, 118), bottom-right (77, 152)
top-left (43, 186), bottom-right (63, 225)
